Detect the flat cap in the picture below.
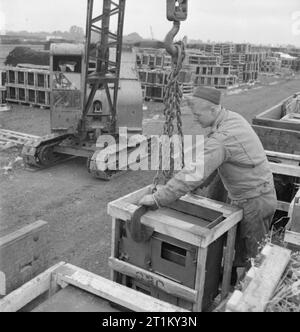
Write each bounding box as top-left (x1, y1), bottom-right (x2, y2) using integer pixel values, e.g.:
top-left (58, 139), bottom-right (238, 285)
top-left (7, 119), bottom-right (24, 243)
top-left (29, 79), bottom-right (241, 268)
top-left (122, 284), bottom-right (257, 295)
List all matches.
top-left (193, 86), bottom-right (222, 105)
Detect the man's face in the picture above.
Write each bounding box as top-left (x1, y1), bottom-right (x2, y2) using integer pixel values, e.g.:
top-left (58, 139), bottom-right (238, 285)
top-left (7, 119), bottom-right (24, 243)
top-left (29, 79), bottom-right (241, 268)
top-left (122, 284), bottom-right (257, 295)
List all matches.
top-left (186, 97), bottom-right (219, 128)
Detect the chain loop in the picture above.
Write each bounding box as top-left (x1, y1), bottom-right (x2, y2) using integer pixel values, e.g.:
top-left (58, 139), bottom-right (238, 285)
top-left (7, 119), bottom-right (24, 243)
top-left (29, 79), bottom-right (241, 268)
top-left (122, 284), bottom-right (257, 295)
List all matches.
top-left (153, 40), bottom-right (186, 192)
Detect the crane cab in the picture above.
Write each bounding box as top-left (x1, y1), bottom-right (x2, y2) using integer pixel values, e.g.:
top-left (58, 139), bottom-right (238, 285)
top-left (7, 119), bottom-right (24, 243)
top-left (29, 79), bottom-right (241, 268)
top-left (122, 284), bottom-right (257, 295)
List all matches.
top-left (50, 43), bottom-right (85, 134)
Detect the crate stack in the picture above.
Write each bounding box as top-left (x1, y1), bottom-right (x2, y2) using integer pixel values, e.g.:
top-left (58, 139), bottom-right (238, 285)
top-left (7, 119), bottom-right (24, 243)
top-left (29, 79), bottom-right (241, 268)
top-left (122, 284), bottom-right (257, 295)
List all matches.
top-left (184, 50), bottom-right (237, 89)
top-left (214, 43), bottom-right (235, 56)
top-left (135, 48), bottom-right (194, 102)
top-left (222, 54), bottom-right (246, 83)
top-left (5, 64), bottom-right (50, 108)
top-left (0, 70), bottom-right (6, 104)
top-left (135, 48), bottom-right (172, 70)
top-left (184, 51), bottom-right (222, 68)
top-left (243, 53), bottom-right (262, 82)
top-left (260, 57), bottom-right (282, 73)
top-left (194, 65), bottom-right (237, 88)
top-left (233, 43), bottom-right (252, 54)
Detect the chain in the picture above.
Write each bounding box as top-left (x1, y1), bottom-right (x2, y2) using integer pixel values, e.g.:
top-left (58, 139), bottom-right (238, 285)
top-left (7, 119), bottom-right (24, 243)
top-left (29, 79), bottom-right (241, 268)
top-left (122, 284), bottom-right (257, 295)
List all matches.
top-left (153, 40), bottom-right (186, 192)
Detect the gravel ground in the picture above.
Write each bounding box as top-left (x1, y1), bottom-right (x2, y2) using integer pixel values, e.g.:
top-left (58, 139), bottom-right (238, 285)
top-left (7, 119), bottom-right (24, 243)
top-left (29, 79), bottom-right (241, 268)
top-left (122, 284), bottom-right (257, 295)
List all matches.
top-left (1, 74), bottom-right (300, 278)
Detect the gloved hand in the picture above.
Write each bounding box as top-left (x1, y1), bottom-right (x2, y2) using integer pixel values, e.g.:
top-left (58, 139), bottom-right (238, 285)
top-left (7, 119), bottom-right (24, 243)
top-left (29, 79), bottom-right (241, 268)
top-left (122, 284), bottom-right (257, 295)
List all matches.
top-left (139, 195), bottom-right (156, 207)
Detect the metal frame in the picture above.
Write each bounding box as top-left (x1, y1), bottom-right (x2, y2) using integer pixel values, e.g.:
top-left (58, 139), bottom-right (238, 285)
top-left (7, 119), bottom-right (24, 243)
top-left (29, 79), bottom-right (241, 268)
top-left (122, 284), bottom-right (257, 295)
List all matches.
top-left (83, 0), bottom-right (126, 135)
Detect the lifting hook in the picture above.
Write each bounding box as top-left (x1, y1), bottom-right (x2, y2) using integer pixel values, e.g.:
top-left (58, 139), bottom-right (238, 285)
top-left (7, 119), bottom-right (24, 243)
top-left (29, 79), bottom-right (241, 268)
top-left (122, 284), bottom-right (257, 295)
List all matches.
top-left (165, 0), bottom-right (188, 59)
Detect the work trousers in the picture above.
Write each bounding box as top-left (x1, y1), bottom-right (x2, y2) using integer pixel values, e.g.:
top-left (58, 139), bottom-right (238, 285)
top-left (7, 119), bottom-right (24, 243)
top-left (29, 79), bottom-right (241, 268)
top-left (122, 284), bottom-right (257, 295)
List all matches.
top-left (231, 188), bottom-right (277, 268)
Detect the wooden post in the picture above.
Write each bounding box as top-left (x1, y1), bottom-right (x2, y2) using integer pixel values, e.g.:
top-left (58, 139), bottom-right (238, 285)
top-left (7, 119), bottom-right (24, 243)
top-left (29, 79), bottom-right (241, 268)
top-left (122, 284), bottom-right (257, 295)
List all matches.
top-left (221, 225), bottom-right (237, 300)
top-left (193, 248), bottom-right (208, 312)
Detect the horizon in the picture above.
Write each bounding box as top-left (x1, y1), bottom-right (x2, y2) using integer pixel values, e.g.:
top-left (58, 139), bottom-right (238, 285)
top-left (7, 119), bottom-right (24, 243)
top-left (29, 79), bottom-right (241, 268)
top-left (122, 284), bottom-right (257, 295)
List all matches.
top-left (1, 30), bottom-right (299, 49)
top-left (1, 0), bottom-right (300, 47)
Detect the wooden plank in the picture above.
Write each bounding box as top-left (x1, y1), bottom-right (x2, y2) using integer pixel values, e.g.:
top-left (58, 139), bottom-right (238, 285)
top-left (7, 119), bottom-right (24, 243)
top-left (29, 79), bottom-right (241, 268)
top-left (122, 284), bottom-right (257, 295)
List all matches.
top-left (141, 209), bottom-right (204, 246)
top-left (193, 248), bottom-right (208, 312)
top-left (221, 226), bottom-right (237, 300)
top-left (32, 285), bottom-right (121, 312)
top-left (269, 162), bottom-right (300, 178)
top-left (53, 264), bottom-right (188, 312)
top-left (108, 257), bottom-right (197, 303)
top-left (284, 230), bottom-right (300, 247)
top-left (181, 193), bottom-right (238, 217)
top-left (253, 118), bottom-right (300, 132)
top-left (200, 210), bottom-right (243, 248)
top-left (0, 262), bottom-right (65, 312)
top-left (0, 220), bottom-right (49, 295)
top-left (290, 192), bottom-right (300, 233)
top-left (0, 271), bottom-right (6, 296)
top-left (108, 201), bottom-right (139, 221)
top-left (266, 150), bottom-right (300, 163)
top-left (252, 125), bottom-right (300, 154)
top-left (226, 244), bottom-right (291, 312)
top-left (110, 218), bottom-right (121, 282)
top-left (277, 201), bottom-right (290, 213)
top-left (0, 129), bottom-right (40, 139)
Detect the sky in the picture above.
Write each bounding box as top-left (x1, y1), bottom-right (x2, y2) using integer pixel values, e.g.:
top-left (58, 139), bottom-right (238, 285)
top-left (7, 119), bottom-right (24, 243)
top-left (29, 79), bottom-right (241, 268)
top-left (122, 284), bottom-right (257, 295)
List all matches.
top-left (0, 0), bottom-right (300, 46)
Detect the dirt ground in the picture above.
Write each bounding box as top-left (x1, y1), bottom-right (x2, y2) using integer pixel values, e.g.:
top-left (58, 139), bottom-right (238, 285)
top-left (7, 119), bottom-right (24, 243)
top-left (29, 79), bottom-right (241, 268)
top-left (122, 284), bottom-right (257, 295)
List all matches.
top-left (1, 75), bottom-right (300, 279)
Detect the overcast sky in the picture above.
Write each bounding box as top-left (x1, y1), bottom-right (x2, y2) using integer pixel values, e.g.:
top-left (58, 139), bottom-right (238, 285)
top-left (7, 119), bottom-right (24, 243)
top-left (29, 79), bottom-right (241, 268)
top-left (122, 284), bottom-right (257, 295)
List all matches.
top-left (1, 0), bottom-right (300, 46)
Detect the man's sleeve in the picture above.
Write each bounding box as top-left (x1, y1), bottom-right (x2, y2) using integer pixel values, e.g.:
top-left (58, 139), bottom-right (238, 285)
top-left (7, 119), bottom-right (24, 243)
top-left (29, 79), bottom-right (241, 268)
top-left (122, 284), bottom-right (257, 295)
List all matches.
top-left (153, 136), bottom-right (226, 207)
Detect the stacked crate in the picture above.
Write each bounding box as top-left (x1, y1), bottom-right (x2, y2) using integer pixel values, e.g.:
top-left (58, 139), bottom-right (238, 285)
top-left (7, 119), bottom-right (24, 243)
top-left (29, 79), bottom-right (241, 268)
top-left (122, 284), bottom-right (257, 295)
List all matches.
top-left (135, 48), bottom-right (172, 70)
top-left (243, 53), bottom-right (262, 82)
top-left (222, 54), bottom-right (246, 83)
top-left (194, 65), bottom-right (237, 88)
top-left (0, 70), bottom-right (6, 104)
top-left (5, 64), bottom-right (50, 108)
top-left (233, 43), bottom-right (252, 54)
top-left (135, 48), bottom-right (193, 102)
top-left (213, 43), bottom-right (235, 56)
top-left (184, 51), bottom-right (236, 89)
top-left (138, 69), bottom-right (193, 101)
top-left (260, 57), bottom-right (282, 73)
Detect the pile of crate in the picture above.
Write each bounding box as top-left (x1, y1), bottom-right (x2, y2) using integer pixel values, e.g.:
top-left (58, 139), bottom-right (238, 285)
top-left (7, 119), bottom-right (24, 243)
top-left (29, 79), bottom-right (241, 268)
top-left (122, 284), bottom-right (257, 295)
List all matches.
top-left (243, 53), bottom-right (263, 82)
top-left (135, 48), bottom-right (172, 70)
top-left (138, 68), bottom-right (193, 101)
top-left (260, 57), bottom-right (282, 73)
top-left (0, 70), bottom-right (6, 104)
top-left (135, 48), bottom-right (194, 102)
top-left (184, 51), bottom-right (237, 89)
top-left (222, 54), bottom-right (245, 82)
top-left (5, 64), bottom-right (50, 108)
top-left (194, 65), bottom-right (237, 88)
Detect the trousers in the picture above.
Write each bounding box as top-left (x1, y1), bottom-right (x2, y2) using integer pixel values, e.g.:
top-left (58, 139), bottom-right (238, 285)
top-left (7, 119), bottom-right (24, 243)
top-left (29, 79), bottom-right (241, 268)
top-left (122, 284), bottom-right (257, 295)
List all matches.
top-left (231, 188), bottom-right (277, 267)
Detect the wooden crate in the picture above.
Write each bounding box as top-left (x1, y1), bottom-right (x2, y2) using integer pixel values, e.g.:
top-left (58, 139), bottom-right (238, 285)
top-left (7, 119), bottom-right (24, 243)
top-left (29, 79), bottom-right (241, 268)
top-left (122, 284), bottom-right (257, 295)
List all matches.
top-left (5, 66), bottom-right (50, 107)
top-left (253, 125), bottom-right (300, 155)
top-left (284, 188), bottom-right (300, 249)
top-left (0, 263), bottom-right (187, 312)
top-left (108, 185), bottom-right (243, 312)
top-left (226, 244), bottom-right (291, 312)
top-left (0, 87), bottom-right (6, 104)
top-left (253, 92), bottom-right (300, 132)
top-left (0, 221), bottom-right (49, 296)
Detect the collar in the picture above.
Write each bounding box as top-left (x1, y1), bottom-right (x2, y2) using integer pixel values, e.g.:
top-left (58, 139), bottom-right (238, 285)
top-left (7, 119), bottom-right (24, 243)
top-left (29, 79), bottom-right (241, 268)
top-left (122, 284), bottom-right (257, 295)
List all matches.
top-left (210, 107), bottom-right (227, 133)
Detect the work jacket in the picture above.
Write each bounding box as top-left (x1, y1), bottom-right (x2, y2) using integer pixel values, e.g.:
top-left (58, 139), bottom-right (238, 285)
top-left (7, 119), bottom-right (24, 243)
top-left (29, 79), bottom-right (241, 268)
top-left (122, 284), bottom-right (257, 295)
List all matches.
top-left (154, 108), bottom-right (275, 207)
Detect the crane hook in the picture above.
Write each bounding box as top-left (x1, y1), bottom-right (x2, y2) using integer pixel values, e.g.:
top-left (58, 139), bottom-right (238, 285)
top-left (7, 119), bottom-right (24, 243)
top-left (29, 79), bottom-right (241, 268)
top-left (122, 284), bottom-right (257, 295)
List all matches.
top-left (164, 0), bottom-right (188, 59)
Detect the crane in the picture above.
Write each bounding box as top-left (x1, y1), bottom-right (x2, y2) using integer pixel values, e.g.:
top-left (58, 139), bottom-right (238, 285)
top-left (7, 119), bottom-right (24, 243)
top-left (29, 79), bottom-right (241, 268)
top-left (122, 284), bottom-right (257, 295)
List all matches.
top-left (22, 0), bottom-right (188, 181)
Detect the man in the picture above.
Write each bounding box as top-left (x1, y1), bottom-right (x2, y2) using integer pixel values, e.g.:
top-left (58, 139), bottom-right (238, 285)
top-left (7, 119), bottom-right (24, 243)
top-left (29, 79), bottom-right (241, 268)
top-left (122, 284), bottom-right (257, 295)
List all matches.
top-left (139, 86), bottom-right (277, 283)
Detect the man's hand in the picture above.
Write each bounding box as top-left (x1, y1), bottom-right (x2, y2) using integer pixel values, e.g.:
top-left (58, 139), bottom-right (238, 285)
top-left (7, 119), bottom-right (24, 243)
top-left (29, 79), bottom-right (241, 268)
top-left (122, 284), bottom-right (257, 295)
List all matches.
top-left (139, 195), bottom-right (156, 207)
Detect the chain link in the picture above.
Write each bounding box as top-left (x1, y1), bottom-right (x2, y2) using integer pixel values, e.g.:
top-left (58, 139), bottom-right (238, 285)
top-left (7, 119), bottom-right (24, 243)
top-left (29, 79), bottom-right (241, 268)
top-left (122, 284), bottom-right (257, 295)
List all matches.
top-left (153, 40), bottom-right (186, 192)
